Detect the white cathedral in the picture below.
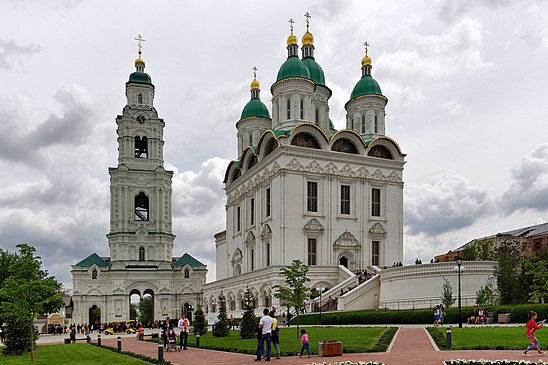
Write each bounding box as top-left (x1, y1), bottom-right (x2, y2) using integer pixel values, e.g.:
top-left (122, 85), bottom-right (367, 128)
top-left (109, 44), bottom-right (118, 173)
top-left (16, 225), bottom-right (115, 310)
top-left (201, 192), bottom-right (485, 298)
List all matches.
top-left (203, 18), bottom-right (407, 315)
top-left (71, 40), bottom-right (207, 325)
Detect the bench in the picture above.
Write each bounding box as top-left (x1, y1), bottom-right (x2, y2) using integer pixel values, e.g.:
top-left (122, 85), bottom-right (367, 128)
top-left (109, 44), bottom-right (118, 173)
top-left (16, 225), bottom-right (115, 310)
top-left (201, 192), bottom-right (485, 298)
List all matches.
top-left (141, 333), bottom-right (159, 340)
top-left (467, 311), bottom-right (494, 324)
top-left (64, 337), bottom-right (90, 344)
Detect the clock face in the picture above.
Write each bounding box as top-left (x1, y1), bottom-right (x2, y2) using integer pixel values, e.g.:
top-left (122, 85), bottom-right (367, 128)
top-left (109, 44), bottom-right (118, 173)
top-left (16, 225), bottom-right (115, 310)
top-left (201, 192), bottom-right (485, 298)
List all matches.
top-left (137, 115), bottom-right (146, 124)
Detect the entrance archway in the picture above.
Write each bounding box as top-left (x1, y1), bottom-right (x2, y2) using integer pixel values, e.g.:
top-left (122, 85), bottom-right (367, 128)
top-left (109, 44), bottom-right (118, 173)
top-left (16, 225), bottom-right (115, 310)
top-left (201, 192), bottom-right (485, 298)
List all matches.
top-left (129, 289), bottom-right (141, 321)
top-left (89, 305), bottom-right (101, 325)
top-left (140, 290), bottom-right (154, 323)
top-left (184, 303), bottom-right (193, 322)
top-left (339, 256), bottom-right (348, 268)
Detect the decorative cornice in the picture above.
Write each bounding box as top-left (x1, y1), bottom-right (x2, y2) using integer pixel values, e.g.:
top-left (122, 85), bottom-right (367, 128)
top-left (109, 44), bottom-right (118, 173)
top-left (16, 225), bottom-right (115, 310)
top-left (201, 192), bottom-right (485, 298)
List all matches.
top-left (334, 231), bottom-right (360, 247)
top-left (304, 218), bottom-right (324, 232)
top-left (369, 222), bottom-right (387, 236)
top-left (261, 224), bottom-right (272, 238)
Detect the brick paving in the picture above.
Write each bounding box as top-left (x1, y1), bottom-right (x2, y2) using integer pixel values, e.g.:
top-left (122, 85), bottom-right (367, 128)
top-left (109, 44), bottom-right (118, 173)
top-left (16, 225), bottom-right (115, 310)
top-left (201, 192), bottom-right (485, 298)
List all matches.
top-left (47, 328), bottom-right (547, 365)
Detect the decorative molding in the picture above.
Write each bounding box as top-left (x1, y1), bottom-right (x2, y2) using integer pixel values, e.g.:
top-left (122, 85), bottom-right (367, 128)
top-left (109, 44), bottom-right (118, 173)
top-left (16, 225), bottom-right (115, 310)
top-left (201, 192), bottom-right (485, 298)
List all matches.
top-left (261, 224), bottom-right (272, 238)
top-left (231, 248), bottom-right (242, 264)
top-left (369, 222), bottom-right (387, 236)
top-left (304, 218), bottom-right (325, 232)
top-left (245, 231), bottom-right (256, 246)
top-left (334, 231), bottom-right (360, 247)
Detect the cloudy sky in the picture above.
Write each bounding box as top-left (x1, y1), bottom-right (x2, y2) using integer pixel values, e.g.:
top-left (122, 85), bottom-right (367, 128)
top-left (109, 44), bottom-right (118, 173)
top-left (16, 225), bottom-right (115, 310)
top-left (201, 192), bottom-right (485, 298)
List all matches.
top-left (2, 0), bottom-right (548, 289)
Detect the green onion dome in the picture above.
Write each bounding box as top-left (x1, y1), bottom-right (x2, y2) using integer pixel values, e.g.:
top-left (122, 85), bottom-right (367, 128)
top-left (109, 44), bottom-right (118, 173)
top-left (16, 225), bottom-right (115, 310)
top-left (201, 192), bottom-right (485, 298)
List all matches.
top-left (350, 75), bottom-right (382, 99)
top-left (128, 58), bottom-right (153, 86)
top-left (302, 57), bottom-right (325, 86)
top-left (276, 56), bottom-right (311, 82)
top-left (240, 98), bottom-right (270, 119)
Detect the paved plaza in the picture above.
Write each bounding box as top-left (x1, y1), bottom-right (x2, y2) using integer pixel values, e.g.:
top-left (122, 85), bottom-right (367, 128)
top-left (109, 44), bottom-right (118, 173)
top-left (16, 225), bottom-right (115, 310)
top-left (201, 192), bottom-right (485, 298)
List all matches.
top-left (30, 326), bottom-right (546, 365)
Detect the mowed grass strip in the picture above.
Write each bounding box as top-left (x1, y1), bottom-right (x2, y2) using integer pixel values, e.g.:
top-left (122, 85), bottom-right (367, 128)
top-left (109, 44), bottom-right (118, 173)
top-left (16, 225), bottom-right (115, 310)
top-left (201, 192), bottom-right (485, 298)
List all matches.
top-left (184, 326), bottom-right (395, 355)
top-left (1, 343), bottom-right (153, 365)
top-left (430, 326), bottom-right (548, 350)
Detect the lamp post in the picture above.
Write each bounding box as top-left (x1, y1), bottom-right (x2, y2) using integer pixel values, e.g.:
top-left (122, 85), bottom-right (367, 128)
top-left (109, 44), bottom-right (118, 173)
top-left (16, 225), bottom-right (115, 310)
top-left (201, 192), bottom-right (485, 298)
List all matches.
top-left (454, 258), bottom-right (465, 328)
top-left (316, 287), bottom-right (325, 324)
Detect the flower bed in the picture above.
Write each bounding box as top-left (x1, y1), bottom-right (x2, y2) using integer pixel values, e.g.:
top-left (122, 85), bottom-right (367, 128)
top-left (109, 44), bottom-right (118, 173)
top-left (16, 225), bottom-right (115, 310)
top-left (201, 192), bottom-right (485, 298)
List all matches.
top-left (446, 360), bottom-right (546, 365)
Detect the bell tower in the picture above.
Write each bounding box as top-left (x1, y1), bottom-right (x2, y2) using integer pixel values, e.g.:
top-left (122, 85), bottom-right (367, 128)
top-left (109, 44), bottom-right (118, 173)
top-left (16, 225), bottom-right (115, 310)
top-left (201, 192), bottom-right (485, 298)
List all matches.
top-left (107, 35), bottom-right (175, 264)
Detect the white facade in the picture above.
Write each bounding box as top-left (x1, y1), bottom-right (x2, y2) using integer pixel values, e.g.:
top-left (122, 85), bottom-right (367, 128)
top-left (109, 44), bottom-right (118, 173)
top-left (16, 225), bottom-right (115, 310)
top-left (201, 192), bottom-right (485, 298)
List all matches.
top-left (71, 56), bottom-right (206, 325)
top-left (204, 26), bottom-right (405, 316)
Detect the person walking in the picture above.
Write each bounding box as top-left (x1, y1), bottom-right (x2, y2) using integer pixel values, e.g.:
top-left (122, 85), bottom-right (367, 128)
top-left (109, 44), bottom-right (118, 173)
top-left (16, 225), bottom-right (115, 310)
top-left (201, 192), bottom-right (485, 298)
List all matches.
top-left (299, 329), bottom-right (311, 358)
top-left (523, 311), bottom-right (545, 356)
top-left (269, 311), bottom-right (281, 359)
top-left (255, 308), bottom-right (273, 362)
top-left (178, 313), bottom-right (190, 350)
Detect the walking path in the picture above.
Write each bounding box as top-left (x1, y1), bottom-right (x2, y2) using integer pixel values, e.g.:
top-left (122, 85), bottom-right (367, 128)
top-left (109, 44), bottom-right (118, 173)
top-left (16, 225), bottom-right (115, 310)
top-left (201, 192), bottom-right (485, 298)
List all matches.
top-left (40, 327), bottom-right (545, 365)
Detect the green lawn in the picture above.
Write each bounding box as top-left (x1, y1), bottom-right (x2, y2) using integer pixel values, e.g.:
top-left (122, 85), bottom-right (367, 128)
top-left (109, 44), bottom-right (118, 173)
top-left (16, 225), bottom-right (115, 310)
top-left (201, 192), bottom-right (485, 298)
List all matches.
top-left (180, 326), bottom-right (396, 355)
top-left (1, 344), bottom-right (153, 365)
top-left (429, 326), bottom-right (548, 350)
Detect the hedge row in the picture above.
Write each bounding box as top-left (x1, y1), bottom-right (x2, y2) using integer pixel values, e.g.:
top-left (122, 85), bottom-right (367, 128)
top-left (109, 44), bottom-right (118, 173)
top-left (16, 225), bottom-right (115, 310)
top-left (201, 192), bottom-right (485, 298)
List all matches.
top-left (296, 304), bottom-right (548, 325)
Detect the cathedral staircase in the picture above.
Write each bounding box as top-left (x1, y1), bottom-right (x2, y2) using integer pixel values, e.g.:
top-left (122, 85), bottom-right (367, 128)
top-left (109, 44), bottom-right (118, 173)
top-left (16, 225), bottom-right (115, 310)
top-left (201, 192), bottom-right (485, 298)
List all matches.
top-left (308, 265), bottom-right (382, 312)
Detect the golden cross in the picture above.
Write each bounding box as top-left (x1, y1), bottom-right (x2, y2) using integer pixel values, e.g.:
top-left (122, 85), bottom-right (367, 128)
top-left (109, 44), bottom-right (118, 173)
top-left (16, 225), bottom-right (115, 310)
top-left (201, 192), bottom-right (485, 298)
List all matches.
top-left (252, 66), bottom-right (258, 80)
top-left (304, 12), bottom-right (311, 31)
top-left (289, 18), bottom-right (294, 34)
top-left (135, 34), bottom-right (146, 58)
top-left (364, 41), bottom-right (369, 56)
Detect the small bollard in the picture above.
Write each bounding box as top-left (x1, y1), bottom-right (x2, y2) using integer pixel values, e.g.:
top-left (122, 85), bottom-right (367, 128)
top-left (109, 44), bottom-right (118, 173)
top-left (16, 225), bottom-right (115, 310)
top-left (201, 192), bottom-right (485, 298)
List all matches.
top-left (196, 333), bottom-right (200, 348)
top-left (97, 335), bottom-right (101, 346)
top-left (158, 344), bottom-right (164, 364)
top-left (117, 336), bottom-right (122, 352)
top-left (87, 335), bottom-right (91, 343)
top-left (446, 326), bottom-right (452, 350)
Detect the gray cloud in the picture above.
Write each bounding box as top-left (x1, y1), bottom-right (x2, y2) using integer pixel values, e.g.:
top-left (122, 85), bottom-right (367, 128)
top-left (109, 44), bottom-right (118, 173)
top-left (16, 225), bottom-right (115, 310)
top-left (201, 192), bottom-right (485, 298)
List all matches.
top-left (0, 86), bottom-right (97, 169)
top-left (0, 39), bottom-right (39, 69)
top-left (501, 144), bottom-right (548, 214)
top-left (404, 174), bottom-right (492, 235)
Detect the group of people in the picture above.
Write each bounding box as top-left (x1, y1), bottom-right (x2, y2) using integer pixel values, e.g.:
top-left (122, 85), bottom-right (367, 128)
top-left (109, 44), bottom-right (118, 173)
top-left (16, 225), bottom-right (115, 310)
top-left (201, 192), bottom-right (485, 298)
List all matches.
top-left (433, 304), bottom-right (446, 326)
top-left (156, 314), bottom-right (190, 350)
top-left (469, 307), bottom-right (489, 324)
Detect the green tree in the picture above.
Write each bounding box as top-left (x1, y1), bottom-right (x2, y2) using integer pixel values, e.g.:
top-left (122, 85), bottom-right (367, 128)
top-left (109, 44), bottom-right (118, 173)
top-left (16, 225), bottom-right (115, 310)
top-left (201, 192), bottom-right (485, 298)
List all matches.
top-left (475, 277), bottom-right (499, 306)
top-left (522, 250), bottom-right (548, 303)
top-left (440, 277), bottom-right (456, 308)
top-left (0, 244), bottom-right (64, 359)
top-left (212, 293), bottom-right (229, 337)
top-left (138, 296), bottom-right (154, 323)
top-left (240, 286), bottom-right (257, 339)
top-left (130, 303), bottom-right (137, 321)
top-left (273, 259), bottom-right (311, 338)
top-left (495, 242), bottom-right (527, 304)
top-left (0, 249), bottom-right (18, 326)
top-left (192, 304), bottom-right (208, 335)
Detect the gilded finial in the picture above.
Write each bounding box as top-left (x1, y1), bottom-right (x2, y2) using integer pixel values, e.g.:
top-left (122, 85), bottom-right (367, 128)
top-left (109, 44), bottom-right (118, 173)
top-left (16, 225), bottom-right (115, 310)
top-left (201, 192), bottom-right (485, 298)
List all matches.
top-left (304, 12), bottom-right (311, 32)
top-left (135, 34), bottom-right (146, 59)
top-left (250, 66), bottom-right (260, 90)
top-left (362, 41), bottom-right (372, 66)
top-left (287, 18), bottom-right (298, 45)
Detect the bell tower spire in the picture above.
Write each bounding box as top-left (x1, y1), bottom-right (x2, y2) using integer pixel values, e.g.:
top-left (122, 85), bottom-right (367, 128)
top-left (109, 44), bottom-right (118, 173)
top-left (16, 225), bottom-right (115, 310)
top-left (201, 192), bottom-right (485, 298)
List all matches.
top-left (108, 35), bottom-right (175, 264)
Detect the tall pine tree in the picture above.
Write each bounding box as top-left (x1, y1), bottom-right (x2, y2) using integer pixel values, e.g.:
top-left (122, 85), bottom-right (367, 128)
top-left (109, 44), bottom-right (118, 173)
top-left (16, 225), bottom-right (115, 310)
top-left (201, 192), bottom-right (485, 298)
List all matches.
top-left (240, 286), bottom-right (257, 339)
top-left (192, 304), bottom-right (208, 335)
top-left (212, 293), bottom-right (229, 337)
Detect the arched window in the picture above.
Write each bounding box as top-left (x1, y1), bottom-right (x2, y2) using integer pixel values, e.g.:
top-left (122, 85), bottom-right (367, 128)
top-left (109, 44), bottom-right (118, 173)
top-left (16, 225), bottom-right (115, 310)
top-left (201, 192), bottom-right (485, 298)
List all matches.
top-left (247, 155), bottom-right (258, 171)
top-left (264, 139), bottom-right (278, 157)
top-left (332, 138), bottom-right (358, 154)
top-left (139, 247), bottom-right (145, 261)
top-left (286, 99), bottom-right (291, 119)
top-left (368, 145), bottom-right (393, 160)
top-left (138, 93), bottom-right (143, 104)
top-left (135, 192), bottom-right (149, 221)
top-left (234, 264), bottom-right (241, 275)
top-left (300, 99), bottom-right (304, 119)
top-left (184, 268), bottom-right (190, 278)
top-left (290, 132), bottom-right (320, 149)
top-left (134, 136), bottom-right (148, 158)
top-left (361, 115), bottom-right (366, 133)
top-left (92, 269), bottom-right (97, 279)
top-left (374, 114), bottom-right (378, 133)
